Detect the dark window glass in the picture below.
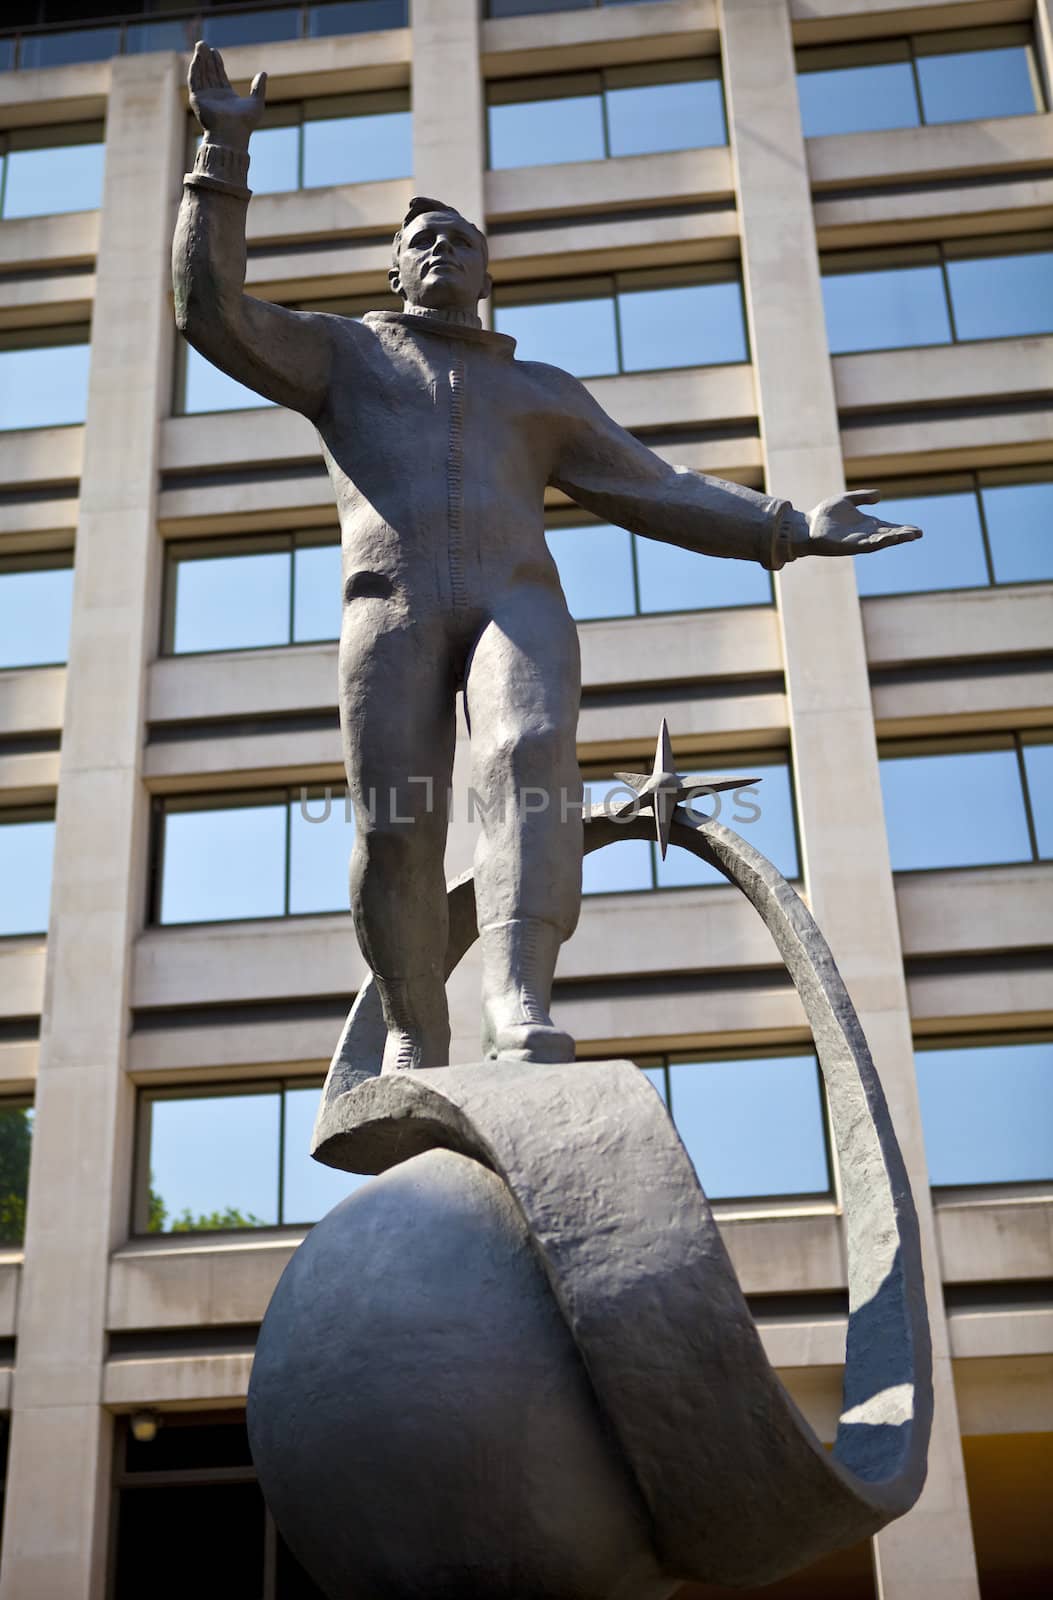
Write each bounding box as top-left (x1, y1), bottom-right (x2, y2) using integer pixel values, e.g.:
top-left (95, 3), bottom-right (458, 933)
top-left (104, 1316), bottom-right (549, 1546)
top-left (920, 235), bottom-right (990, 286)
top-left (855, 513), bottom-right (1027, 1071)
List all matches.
top-left (582, 758), bottom-right (796, 894)
top-left (124, 20), bottom-right (194, 56)
top-left (139, 1082), bottom-right (363, 1234)
top-left (494, 271), bottom-right (747, 376)
top-left (546, 524), bottom-right (635, 619)
top-left (182, 344), bottom-right (277, 413)
top-left (945, 251), bottom-right (1053, 341)
top-left (0, 811), bottom-right (55, 936)
top-left (488, 62), bottom-right (724, 170)
top-left (156, 789), bottom-right (354, 925)
top-left (1, 125), bottom-right (105, 219)
top-left (114, 1482), bottom-right (265, 1600)
top-left (487, 0), bottom-right (592, 16)
top-left (0, 556), bottom-right (74, 667)
top-left (916, 1041), bottom-right (1053, 1185)
top-left (0, 40), bottom-right (14, 73)
top-left (879, 747), bottom-right (1032, 870)
top-left (0, 1103), bottom-right (33, 1247)
top-left (915, 44), bottom-right (1039, 125)
top-left (308, 1), bottom-right (409, 37)
top-left (160, 798), bottom-right (289, 925)
top-left (1022, 740), bottom-right (1053, 859)
top-left (667, 1054), bottom-right (829, 1199)
top-left (821, 262), bottom-right (951, 354)
top-left (798, 59), bottom-right (919, 138)
top-left (18, 27), bottom-right (120, 70)
top-left (854, 491), bottom-right (988, 597)
top-left (797, 32), bottom-right (1040, 138)
top-left (496, 291), bottom-right (618, 376)
top-left (982, 481), bottom-right (1053, 584)
top-left (0, 337), bottom-right (91, 430)
top-left (166, 535), bottom-right (341, 653)
top-left (202, 9), bottom-right (303, 48)
top-left (303, 108), bottom-right (412, 185)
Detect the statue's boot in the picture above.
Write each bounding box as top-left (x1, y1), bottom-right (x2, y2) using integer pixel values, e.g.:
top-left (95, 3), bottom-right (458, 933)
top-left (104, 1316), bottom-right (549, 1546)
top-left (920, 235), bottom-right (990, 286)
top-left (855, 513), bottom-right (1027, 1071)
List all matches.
top-left (480, 917), bottom-right (574, 1064)
top-left (374, 969), bottom-right (450, 1073)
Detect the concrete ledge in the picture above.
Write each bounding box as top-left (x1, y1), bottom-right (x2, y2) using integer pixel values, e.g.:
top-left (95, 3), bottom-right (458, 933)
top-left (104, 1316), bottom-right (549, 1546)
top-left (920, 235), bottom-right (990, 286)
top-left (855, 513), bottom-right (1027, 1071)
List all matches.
top-left (482, 0), bottom-right (718, 77)
top-left (0, 1260), bottom-right (21, 1337)
top-left (909, 957), bottom-right (1053, 1034)
top-left (207, 28), bottom-right (411, 100)
top-left (937, 1194), bottom-right (1053, 1284)
top-left (843, 405), bottom-right (1053, 477)
top-left (586, 365), bottom-right (756, 432)
top-left (791, 0), bottom-right (1035, 45)
top-left (949, 1304), bottom-right (1053, 1359)
top-left (896, 863), bottom-right (1053, 960)
top-left (107, 1233), bottom-right (301, 1331)
top-left (132, 915), bottom-right (364, 1012)
top-left (489, 205), bottom-right (739, 281)
top-left (565, 885), bottom-right (783, 981)
top-left (0, 751), bottom-right (61, 806)
top-left (556, 978), bottom-right (809, 1057)
top-left (0, 59), bottom-right (109, 128)
top-left (103, 1352), bottom-right (254, 1409)
top-left (485, 146), bottom-right (733, 222)
top-left (0, 211), bottom-right (98, 275)
top-left (246, 177), bottom-right (411, 248)
top-left (0, 942), bottom-right (46, 1022)
top-left (833, 336), bottom-right (1053, 413)
top-left (954, 1353), bottom-right (1053, 1434)
top-left (0, 271), bottom-right (95, 334)
top-left (873, 662), bottom-right (1053, 737)
top-left (0, 667), bottom-right (66, 737)
top-left (862, 585), bottom-right (1053, 669)
top-left (148, 644), bottom-right (337, 725)
top-left (144, 732), bottom-right (343, 792)
top-left (0, 1040), bottom-right (37, 1092)
top-left (0, 426), bottom-right (83, 491)
top-left (808, 111), bottom-right (1052, 190)
top-left (160, 407), bottom-right (318, 475)
top-left (0, 501), bottom-right (79, 548)
top-left (579, 604), bottom-right (780, 689)
top-left (815, 175), bottom-right (1053, 250)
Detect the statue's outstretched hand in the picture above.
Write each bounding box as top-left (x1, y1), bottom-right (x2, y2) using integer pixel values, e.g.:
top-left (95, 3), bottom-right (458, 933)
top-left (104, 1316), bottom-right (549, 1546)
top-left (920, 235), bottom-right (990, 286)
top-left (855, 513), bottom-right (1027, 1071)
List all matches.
top-left (802, 489), bottom-right (922, 556)
top-left (188, 40), bottom-right (267, 148)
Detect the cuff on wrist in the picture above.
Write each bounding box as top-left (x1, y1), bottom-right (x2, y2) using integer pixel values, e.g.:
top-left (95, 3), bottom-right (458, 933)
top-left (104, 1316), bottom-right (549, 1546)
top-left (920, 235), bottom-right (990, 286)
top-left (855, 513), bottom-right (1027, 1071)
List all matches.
top-left (769, 503), bottom-right (810, 570)
top-left (185, 139), bottom-right (251, 200)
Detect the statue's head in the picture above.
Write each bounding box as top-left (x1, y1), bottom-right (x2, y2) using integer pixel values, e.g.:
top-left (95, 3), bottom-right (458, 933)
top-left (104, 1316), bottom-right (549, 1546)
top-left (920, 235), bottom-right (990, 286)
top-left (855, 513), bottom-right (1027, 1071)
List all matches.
top-left (389, 196), bottom-right (491, 315)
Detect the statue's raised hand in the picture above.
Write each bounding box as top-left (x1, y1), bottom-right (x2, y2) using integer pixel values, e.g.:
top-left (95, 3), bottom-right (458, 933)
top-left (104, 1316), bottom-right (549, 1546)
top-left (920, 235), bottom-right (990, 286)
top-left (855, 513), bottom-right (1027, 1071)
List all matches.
top-left (188, 40), bottom-right (267, 149)
top-left (801, 489), bottom-right (921, 557)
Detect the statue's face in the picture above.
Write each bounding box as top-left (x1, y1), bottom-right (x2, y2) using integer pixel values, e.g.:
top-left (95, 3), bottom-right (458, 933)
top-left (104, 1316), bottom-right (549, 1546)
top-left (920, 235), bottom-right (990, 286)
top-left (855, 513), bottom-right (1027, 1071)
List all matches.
top-left (391, 210), bottom-right (491, 312)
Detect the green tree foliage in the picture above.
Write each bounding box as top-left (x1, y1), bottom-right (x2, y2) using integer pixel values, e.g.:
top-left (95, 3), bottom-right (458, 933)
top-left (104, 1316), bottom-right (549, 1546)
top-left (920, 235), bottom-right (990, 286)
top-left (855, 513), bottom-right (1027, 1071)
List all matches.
top-left (146, 1178), bottom-right (263, 1233)
top-left (0, 1106), bottom-right (32, 1247)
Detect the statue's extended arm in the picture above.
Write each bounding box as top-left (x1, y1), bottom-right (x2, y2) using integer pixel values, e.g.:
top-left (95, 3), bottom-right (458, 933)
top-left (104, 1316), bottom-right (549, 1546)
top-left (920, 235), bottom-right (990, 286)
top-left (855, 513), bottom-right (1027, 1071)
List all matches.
top-left (548, 373), bottom-right (920, 567)
top-left (172, 43), bottom-right (332, 419)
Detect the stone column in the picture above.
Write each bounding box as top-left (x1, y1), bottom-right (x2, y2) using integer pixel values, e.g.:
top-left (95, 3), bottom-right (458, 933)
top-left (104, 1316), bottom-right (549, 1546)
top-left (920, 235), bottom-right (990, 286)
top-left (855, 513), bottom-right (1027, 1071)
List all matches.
top-left (0, 54), bottom-right (183, 1600)
top-left (719, 4), bottom-right (980, 1596)
top-left (410, 0), bottom-right (490, 323)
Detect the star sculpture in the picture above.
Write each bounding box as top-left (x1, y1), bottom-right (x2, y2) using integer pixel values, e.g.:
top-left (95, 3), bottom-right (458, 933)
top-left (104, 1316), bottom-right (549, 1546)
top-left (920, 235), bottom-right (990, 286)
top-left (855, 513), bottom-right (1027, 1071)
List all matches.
top-left (607, 718), bottom-right (761, 860)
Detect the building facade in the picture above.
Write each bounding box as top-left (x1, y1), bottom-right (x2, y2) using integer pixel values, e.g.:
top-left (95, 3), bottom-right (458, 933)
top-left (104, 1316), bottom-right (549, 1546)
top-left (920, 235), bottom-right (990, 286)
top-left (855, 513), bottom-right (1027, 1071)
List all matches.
top-left (0, 0), bottom-right (1051, 1594)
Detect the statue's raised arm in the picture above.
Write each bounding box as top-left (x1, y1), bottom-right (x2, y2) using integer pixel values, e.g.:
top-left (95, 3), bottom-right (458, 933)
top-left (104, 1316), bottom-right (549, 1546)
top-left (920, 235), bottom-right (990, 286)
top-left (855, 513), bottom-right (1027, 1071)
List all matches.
top-left (172, 42), bottom-right (333, 419)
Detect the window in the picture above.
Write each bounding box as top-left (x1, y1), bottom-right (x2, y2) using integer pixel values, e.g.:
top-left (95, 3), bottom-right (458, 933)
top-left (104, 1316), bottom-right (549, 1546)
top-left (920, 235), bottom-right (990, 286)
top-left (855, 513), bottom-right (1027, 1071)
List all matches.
top-left (0, 808), bottom-right (55, 936)
top-left (821, 238), bottom-right (1053, 354)
top-left (0, 329), bottom-right (91, 431)
top-left (547, 519), bottom-right (771, 620)
top-left (111, 1413), bottom-right (327, 1600)
top-left (494, 267), bottom-right (748, 377)
top-left (163, 534), bottom-right (340, 654)
top-left (796, 26), bottom-right (1042, 138)
top-left (487, 60), bottom-right (725, 170)
top-left (0, 123), bottom-right (104, 218)
top-left (487, 0), bottom-right (668, 14)
top-left (136, 1080), bottom-right (363, 1234)
top-left (0, 1101), bottom-right (33, 1248)
top-left (210, 90), bottom-right (411, 196)
top-left (916, 1039), bottom-right (1053, 1186)
top-left (879, 734), bottom-right (1051, 872)
top-left (0, 553), bottom-right (74, 668)
top-left (582, 756), bottom-right (798, 895)
top-left (2, 4), bottom-right (409, 70)
top-left (154, 789), bottom-right (353, 925)
top-left (642, 1052), bottom-right (831, 1200)
top-left (852, 473), bottom-right (1053, 596)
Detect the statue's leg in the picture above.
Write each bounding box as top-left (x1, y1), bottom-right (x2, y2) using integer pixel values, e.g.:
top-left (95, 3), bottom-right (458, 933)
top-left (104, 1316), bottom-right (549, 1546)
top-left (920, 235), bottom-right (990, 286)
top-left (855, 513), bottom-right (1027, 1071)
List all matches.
top-left (465, 588), bottom-right (582, 1063)
top-left (339, 601), bottom-right (456, 1071)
